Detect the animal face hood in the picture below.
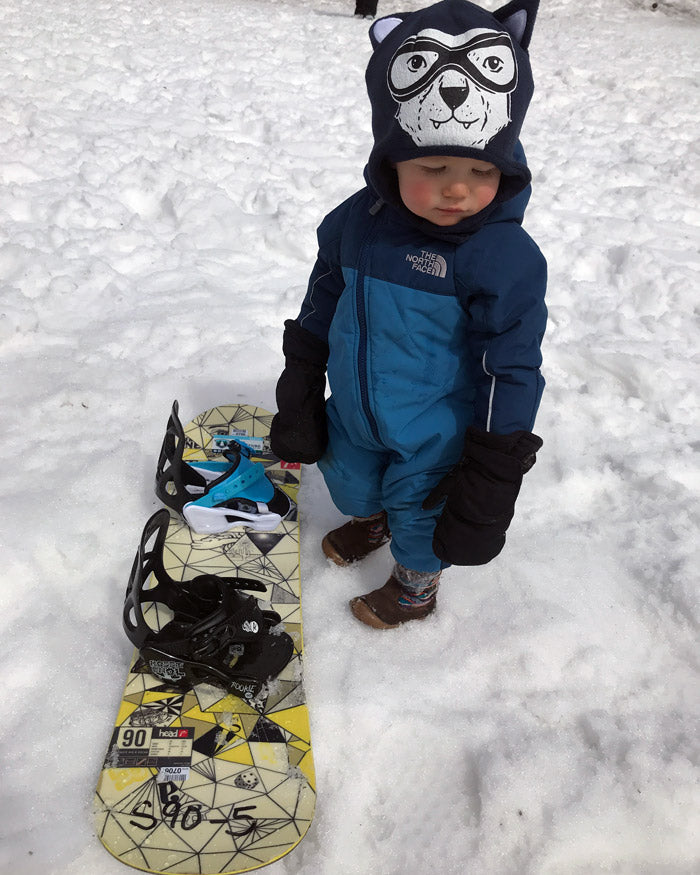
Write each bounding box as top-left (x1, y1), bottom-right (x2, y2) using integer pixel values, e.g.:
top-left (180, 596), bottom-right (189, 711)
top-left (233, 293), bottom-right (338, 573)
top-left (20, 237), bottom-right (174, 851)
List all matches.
top-left (365, 0), bottom-right (539, 232)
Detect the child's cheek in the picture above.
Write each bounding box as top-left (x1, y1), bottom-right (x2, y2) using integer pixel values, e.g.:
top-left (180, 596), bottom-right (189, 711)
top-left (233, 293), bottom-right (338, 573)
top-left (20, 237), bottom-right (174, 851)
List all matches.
top-left (403, 180), bottom-right (434, 210)
top-left (475, 181), bottom-right (499, 210)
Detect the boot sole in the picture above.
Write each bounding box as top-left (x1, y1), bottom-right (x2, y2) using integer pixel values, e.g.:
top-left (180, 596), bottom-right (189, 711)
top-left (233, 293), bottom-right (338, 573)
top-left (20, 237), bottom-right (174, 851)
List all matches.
top-left (322, 534), bottom-right (391, 567)
top-left (349, 596), bottom-right (435, 630)
top-left (321, 535), bottom-right (352, 567)
top-left (349, 597), bottom-right (399, 629)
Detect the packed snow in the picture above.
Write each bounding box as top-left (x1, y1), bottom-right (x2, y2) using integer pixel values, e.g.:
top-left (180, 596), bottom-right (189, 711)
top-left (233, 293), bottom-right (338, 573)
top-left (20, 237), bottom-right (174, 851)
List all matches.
top-left (1, 0), bottom-right (698, 872)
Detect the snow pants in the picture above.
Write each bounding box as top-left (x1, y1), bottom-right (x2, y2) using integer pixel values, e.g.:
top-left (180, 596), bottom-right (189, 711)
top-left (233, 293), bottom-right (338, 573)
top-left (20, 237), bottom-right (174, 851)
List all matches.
top-left (317, 398), bottom-right (465, 573)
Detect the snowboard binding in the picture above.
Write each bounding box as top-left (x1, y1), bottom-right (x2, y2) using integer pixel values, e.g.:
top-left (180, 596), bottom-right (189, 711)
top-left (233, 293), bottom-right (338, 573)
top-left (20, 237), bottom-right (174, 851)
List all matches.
top-left (123, 510), bottom-right (295, 702)
top-left (155, 400), bottom-right (293, 534)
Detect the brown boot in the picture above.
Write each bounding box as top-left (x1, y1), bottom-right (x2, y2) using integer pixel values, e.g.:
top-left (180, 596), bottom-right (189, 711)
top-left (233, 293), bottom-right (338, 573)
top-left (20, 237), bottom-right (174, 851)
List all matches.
top-left (322, 512), bottom-right (390, 566)
top-left (349, 575), bottom-right (437, 629)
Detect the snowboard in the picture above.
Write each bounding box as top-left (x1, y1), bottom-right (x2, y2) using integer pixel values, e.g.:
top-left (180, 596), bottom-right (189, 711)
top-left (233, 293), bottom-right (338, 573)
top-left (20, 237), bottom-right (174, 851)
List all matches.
top-left (95, 404), bottom-right (314, 874)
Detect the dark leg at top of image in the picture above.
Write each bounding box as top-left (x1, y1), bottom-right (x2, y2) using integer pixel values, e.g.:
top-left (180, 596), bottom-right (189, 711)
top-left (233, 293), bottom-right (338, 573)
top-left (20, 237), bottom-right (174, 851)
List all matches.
top-left (354, 0), bottom-right (378, 19)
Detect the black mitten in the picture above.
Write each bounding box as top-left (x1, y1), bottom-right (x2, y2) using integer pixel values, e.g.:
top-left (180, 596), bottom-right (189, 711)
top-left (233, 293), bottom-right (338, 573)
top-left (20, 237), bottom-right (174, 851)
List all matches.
top-left (270, 320), bottom-right (329, 464)
top-left (422, 427), bottom-right (543, 565)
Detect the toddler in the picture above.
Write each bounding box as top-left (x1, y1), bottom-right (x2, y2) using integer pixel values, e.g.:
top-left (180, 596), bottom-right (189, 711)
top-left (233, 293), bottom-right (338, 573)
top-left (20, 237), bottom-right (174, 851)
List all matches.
top-left (271, 0), bottom-right (547, 628)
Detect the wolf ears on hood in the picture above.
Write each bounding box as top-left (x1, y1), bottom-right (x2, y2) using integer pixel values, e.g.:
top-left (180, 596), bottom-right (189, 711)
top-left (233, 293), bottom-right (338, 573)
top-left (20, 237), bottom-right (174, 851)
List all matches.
top-left (370, 0), bottom-right (539, 51)
top-left (365, 0), bottom-right (540, 233)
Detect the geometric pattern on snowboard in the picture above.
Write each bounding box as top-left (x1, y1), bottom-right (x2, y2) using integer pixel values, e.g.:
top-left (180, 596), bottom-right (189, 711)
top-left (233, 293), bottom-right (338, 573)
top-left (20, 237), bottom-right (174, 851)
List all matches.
top-left (95, 405), bottom-right (314, 874)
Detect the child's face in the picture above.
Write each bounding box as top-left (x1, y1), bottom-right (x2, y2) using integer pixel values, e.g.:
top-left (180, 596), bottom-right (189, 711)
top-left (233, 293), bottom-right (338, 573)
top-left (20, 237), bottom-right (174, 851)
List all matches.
top-left (395, 156), bottom-right (501, 226)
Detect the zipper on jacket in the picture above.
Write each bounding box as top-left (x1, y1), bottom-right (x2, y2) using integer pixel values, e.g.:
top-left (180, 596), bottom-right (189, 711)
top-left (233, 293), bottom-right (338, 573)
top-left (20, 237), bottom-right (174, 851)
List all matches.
top-left (355, 221), bottom-right (381, 443)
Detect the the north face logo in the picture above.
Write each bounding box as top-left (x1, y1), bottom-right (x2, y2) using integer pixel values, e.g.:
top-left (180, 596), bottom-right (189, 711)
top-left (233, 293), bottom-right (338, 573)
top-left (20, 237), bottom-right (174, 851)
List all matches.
top-left (405, 250), bottom-right (447, 278)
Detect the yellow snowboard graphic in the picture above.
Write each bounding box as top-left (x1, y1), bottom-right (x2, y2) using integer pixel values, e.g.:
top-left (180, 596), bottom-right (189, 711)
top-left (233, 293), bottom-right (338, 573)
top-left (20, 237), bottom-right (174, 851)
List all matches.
top-left (95, 404), bottom-right (314, 874)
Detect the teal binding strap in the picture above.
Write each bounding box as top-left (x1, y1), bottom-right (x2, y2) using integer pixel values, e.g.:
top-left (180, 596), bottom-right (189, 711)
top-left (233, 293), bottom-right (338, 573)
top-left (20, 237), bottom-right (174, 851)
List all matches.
top-left (191, 456), bottom-right (274, 510)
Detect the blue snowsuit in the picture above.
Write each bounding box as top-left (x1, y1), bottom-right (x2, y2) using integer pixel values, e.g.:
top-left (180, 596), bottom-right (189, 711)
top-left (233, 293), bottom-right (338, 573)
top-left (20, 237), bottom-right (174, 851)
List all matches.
top-left (294, 175), bottom-right (546, 572)
top-left (288, 0), bottom-right (548, 572)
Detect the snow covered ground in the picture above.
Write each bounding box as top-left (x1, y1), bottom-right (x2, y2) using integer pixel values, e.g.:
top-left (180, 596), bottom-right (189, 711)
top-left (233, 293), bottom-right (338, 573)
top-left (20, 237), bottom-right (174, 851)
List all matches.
top-left (1, 0), bottom-right (698, 872)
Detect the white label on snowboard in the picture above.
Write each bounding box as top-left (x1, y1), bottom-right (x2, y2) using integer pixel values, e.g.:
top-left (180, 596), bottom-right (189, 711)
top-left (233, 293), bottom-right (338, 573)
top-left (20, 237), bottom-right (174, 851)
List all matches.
top-left (157, 766), bottom-right (190, 783)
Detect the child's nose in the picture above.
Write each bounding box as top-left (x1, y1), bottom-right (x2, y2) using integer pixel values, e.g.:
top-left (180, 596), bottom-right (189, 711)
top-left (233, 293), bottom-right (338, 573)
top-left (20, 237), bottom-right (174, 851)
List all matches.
top-left (443, 180), bottom-right (469, 198)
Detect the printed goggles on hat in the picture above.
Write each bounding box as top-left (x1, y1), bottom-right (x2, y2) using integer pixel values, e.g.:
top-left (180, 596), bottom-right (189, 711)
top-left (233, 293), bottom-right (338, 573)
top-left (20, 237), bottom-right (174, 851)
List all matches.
top-left (388, 32), bottom-right (517, 101)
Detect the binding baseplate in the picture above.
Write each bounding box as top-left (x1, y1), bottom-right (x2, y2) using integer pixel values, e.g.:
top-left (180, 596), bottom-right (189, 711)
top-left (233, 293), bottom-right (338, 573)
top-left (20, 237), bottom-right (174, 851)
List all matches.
top-left (123, 509), bottom-right (294, 702)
